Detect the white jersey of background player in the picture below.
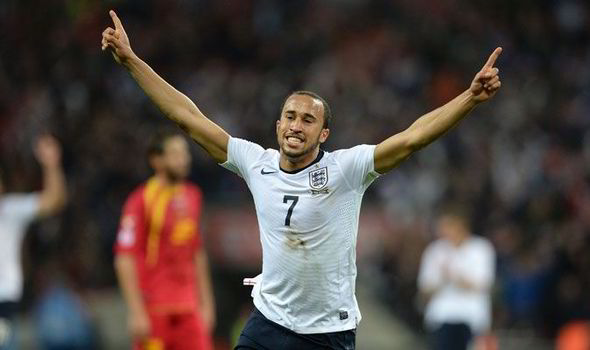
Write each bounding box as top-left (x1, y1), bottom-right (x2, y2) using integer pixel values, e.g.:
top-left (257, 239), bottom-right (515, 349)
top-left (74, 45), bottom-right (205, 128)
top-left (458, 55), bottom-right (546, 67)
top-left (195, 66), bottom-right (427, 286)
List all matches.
top-left (103, 9), bottom-right (503, 337)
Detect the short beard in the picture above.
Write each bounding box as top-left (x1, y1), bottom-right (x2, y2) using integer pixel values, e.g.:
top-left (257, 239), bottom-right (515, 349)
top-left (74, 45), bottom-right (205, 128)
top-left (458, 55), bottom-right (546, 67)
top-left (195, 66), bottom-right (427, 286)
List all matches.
top-left (164, 168), bottom-right (185, 183)
top-left (281, 139), bottom-right (320, 161)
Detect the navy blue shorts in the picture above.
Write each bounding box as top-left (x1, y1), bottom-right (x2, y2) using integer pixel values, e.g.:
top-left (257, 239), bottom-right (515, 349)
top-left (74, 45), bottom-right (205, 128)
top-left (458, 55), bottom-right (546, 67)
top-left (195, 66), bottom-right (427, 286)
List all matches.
top-left (235, 308), bottom-right (356, 350)
top-left (431, 322), bottom-right (472, 350)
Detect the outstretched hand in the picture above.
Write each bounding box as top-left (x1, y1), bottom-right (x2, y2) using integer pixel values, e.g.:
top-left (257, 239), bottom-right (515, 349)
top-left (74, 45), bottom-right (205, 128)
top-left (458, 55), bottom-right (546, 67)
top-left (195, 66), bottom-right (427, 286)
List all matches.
top-left (469, 47), bottom-right (503, 103)
top-left (102, 10), bottom-right (134, 65)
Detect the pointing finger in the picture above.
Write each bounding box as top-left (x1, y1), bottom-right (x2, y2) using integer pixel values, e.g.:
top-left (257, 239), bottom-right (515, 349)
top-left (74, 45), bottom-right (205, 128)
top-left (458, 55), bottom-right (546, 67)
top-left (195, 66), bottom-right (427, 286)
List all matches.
top-left (483, 47), bottom-right (502, 69)
top-left (109, 10), bottom-right (124, 31)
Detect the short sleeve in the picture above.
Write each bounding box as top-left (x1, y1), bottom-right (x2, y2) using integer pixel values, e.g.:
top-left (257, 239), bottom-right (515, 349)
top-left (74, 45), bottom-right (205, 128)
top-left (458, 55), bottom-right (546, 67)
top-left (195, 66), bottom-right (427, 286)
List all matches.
top-left (332, 144), bottom-right (380, 193)
top-left (114, 191), bottom-right (145, 255)
top-left (219, 137), bottom-right (266, 182)
top-left (1, 193), bottom-right (40, 225)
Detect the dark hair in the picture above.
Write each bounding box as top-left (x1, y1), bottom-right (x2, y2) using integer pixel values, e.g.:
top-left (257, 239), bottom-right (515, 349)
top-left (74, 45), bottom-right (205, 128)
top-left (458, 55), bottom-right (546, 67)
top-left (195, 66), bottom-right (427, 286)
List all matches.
top-left (147, 130), bottom-right (184, 157)
top-left (436, 202), bottom-right (472, 226)
top-left (284, 91), bottom-right (332, 129)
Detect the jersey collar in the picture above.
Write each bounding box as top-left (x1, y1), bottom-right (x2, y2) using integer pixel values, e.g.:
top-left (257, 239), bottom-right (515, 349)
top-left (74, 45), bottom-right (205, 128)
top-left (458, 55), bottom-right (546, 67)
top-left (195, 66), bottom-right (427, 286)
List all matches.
top-left (280, 150), bottom-right (325, 175)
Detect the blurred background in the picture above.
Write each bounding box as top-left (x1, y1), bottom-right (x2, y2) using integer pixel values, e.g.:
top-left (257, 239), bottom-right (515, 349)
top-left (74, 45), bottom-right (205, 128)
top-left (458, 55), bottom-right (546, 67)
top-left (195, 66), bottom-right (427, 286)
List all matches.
top-left (1, 0), bottom-right (590, 349)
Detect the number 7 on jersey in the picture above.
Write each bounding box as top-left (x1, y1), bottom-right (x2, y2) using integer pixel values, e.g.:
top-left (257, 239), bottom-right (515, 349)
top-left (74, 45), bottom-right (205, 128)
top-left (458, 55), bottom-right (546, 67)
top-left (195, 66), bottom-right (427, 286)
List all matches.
top-left (283, 195), bottom-right (299, 226)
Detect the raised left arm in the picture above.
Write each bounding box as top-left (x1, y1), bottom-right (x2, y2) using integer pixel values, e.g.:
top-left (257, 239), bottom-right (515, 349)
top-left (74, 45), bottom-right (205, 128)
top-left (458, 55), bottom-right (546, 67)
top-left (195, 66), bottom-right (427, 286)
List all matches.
top-left (374, 47), bottom-right (502, 174)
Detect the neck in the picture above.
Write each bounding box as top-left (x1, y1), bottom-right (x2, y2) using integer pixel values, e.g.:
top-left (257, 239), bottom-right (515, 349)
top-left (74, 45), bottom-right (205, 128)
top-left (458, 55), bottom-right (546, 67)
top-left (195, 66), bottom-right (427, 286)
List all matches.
top-left (154, 173), bottom-right (180, 186)
top-left (451, 234), bottom-right (469, 247)
top-left (279, 147), bottom-right (320, 172)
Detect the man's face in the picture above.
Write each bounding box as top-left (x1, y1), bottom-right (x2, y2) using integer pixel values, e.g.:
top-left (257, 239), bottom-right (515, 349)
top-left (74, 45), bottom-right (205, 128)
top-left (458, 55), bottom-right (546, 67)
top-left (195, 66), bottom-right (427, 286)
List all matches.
top-left (276, 94), bottom-right (330, 160)
top-left (436, 215), bottom-right (468, 245)
top-left (155, 136), bottom-right (191, 181)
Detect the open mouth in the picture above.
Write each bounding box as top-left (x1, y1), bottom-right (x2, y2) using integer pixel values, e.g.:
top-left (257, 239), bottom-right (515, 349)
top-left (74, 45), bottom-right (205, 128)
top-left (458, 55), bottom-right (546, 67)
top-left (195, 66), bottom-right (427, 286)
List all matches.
top-left (286, 135), bottom-right (304, 146)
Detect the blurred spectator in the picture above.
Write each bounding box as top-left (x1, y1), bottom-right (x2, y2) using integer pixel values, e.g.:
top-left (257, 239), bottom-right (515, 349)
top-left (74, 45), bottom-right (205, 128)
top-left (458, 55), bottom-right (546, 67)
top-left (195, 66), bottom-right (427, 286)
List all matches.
top-left (418, 206), bottom-right (495, 350)
top-left (34, 281), bottom-right (97, 350)
top-left (0, 135), bottom-right (67, 349)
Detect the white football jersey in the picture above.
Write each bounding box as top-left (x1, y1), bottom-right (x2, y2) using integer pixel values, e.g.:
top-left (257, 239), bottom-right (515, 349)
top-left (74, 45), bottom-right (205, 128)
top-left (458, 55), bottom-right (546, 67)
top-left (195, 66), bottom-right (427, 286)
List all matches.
top-left (0, 193), bottom-right (39, 301)
top-left (221, 137), bottom-right (380, 334)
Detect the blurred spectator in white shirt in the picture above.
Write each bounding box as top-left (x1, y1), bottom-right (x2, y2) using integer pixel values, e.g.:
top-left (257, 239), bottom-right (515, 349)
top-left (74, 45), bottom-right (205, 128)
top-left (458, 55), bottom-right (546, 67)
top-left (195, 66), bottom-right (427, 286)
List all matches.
top-left (418, 205), bottom-right (495, 350)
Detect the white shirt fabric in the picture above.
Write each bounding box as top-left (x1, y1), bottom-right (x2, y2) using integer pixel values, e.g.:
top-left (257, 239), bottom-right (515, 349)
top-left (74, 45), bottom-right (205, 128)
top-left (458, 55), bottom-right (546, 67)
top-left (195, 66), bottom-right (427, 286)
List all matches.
top-left (221, 137), bottom-right (380, 334)
top-left (0, 193), bottom-right (39, 302)
top-left (418, 236), bottom-right (495, 334)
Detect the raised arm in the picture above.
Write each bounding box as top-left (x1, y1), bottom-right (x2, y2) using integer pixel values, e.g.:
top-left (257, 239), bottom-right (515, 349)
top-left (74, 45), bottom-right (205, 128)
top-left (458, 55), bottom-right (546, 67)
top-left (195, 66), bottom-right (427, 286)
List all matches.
top-left (101, 10), bottom-right (229, 163)
top-left (374, 47), bottom-right (503, 174)
top-left (35, 135), bottom-right (67, 217)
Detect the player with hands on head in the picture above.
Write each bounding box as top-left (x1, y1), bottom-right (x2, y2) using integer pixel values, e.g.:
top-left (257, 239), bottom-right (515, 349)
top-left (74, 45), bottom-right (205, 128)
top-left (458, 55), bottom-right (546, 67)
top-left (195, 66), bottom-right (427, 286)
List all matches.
top-left (103, 9), bottom-right (502, 350)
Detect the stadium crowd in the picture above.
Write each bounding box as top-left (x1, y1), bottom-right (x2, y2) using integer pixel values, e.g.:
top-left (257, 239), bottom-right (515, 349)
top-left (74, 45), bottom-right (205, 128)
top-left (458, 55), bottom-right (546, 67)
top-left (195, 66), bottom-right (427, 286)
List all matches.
top-left (1, 0), bottom-right (589, 346)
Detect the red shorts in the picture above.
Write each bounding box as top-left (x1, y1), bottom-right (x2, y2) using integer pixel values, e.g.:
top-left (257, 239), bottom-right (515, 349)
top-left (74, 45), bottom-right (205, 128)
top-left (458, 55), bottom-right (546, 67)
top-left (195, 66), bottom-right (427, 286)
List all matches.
top-left (134, 310), bottom-right (212, 350)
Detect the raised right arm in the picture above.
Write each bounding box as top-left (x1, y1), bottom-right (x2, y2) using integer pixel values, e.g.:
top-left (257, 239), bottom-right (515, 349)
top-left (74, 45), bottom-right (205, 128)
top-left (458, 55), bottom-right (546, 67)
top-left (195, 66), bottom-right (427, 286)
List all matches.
top-left (102, 10), bottom-right (229, 163)
top-left (34, 135), bottom-right (67, 217)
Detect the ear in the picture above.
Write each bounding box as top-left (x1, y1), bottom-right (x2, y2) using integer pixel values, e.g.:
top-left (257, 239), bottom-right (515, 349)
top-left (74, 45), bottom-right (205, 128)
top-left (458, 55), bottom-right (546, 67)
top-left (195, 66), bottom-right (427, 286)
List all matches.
top-left (319, 128), bottom-right (330, 143)
top-left (276, 120), bottom-right (281, 134)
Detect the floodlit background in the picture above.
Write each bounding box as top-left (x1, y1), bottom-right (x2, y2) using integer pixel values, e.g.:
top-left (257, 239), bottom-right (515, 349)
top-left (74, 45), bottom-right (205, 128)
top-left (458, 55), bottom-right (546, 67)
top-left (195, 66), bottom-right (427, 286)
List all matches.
top-left (1, 0), bottom-right (590, 349)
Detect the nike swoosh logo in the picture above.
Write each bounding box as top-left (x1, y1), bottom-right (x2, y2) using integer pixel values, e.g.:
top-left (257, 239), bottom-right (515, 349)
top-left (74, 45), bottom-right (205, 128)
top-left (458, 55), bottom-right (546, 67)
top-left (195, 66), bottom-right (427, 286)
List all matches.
top-left (261, 168), bottom-right (277, 175)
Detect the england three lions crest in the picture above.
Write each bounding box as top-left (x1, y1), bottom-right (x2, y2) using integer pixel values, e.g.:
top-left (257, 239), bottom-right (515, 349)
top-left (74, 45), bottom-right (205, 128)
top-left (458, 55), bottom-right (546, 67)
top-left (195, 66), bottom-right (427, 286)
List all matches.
top-left (309, 167), bottom-right (328, 189)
